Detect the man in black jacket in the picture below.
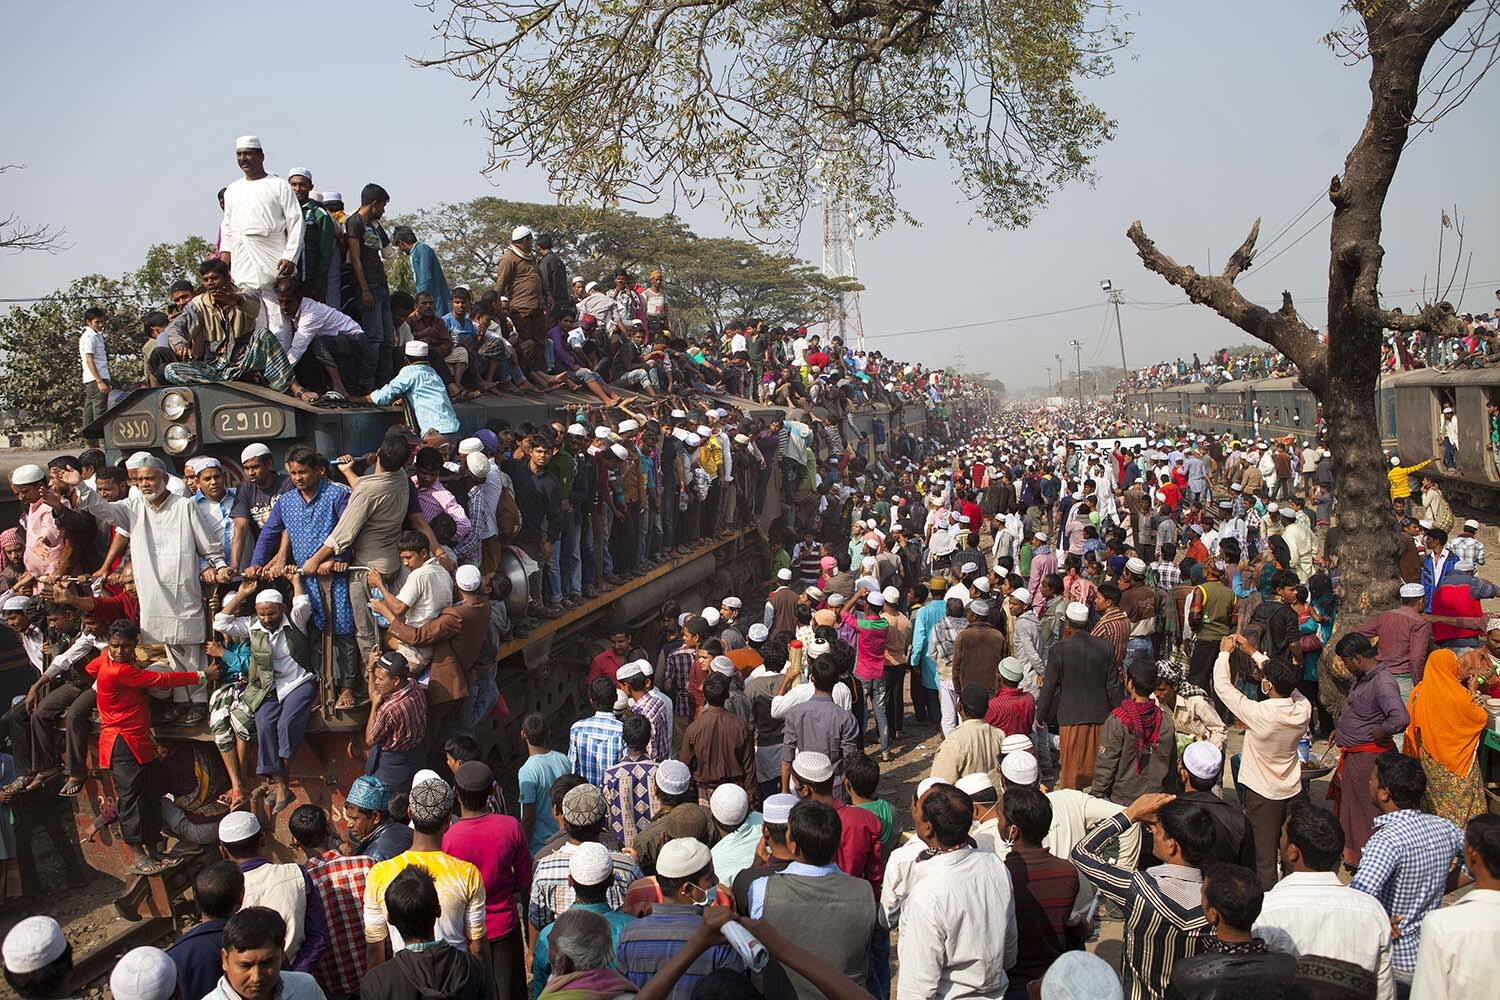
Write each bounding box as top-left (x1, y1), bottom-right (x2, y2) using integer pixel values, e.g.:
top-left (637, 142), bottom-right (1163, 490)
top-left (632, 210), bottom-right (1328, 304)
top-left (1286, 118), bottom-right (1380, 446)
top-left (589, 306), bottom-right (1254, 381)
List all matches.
top-left (536, 235), bottom-right (571, 322)
top-left (1036, 602), bottom-right (1123, 790)
top-left (1177, 742), bottom-right (1256, 869)
top-left (360, 867), bottom-right (487, 1000)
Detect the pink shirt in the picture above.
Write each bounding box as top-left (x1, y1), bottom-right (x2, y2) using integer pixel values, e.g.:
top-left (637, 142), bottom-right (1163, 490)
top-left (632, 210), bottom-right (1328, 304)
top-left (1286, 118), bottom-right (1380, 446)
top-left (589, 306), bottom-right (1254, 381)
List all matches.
top-left (23, 499), bottom-right (65, 577)
top-left (441, 812), bottom-right (532, 939)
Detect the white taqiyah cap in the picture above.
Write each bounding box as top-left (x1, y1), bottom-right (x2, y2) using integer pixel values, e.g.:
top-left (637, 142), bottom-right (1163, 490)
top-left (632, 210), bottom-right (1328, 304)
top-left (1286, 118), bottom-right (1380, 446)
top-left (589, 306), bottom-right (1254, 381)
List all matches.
top-left (610, 443), bottom-right (629, 460)
top-left (617, 419), bottom-right (639, 433)
top-left (761, 793), bottom-right (798, 824)
top-left (827, 593), bottom-right (846, 607)
top-left (594, 426), bottom-right (611, 440)
top-left (792, 750), bottom-right (834, 783)
top-left (710, 655), bottom-right (735, 677)
top-left (861, 556), bottom-right (876, 570)
top-left (617, 659), bottom-right (648, 681)
top-left (321, 190), bottom-right (343, 203)
top-left (568, 841), bottom-right (614, 885)
top-left (969, 598), bottom-right (991, 616)
top-left (218, 810), bottom-right (261, 843)
top-left (656, 837), bottom-right (712, 878)
top-left (1419, 519), bottom-right (1435, 530)
top-left (465, 453), bottom-right (490, 478)
top-left (1000, 733), bottom-right (1034, 754)
top-left (511, 225), bottom-right (533, 241)
top-left (110, 946), bottom-right (178, 1000)
top-left (8, 464), bottom-right (45, 485)
top-left (240, 443), bottom-right (271, 462)
top-left (2, 595), bottom-right (30, 612)
top-left (955, 772), bottom-right (993, 796)
top-left (722, 597), bottom-right (742, 610)
top-left (709, 784), bottom-right (750, 826)
top-left (915, 777), bottom-right (949, 798)
top-left (455, 565), bottom-right (482, 592)
top-left (458, 437), bottom-right (485, 455)
top-left (235, 135), bottom-right (262, 150)
top-left (404, 340), bottom-right (430, 357)
top-left (804, 586), bottom-right (824, 600)
top-left (1399, 582), bottom-right (1425, 598)
top-left (777, 568), bottom-right (792, 581)
top-left (670, 409), bottom-right (688, 419)
top-left (867, 591), bottom-right (885, 607)
top-left (2, 916), bottom-right (67, 975)
top-left (1465, 518), bottom-right (1480, 530)
top-left (1065, 601), bottom-right (1091, 624)
top-left (655, 759), bottom-right (691, 795)
top-left (1033, 530), bottom-right (1048, 542)
top-left (254, 589), bottom-right (284, 605)
top-left (701, 607), bottom-right (721, 626)
top-left (998, 656), bottom-right (1024, 683)
top-left (973, 577), bottom-right (991, 593)
top-left (882, 585), bottom-right (901, 605)
top-left (696, 424), bottom-right (712, 437)
top-left (1010, 587), bottom-right (1031, 605)
top-left (566, 423), bottom-right (588, 437)
top-left (1182, 741), bottom-right (1224, 781)
top-left (685, 433), bottom-right (701, 447)
top-left (747, 623), bottom-right (768, 642)
top-left (1126, 557), bottom-right (1147, 576)
top-left (1000, 751), bottom-right (1039, 786)
top-left (287, 166), bottom-right (312, 183)
top-left (961, 562), bottom-right (979, 575)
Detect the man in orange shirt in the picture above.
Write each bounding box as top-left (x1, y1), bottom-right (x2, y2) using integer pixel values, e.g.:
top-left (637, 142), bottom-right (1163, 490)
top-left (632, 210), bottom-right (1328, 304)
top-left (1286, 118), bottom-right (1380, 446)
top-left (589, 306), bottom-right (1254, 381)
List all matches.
top-left (88, 619), bottom-right (219, 875)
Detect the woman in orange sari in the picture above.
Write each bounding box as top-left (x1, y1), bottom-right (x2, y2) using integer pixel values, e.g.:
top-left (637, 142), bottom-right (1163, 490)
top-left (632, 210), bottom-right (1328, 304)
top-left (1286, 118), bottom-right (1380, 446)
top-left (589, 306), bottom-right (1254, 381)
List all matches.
top-left (1404, 648), bottom-right (1489, 826)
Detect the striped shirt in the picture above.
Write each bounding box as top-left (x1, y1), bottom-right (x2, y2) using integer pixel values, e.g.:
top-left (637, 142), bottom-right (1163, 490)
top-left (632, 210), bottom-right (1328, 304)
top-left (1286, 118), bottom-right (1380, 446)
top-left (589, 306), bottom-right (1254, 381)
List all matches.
top-left (616, 903), bottom-right (747, 1000)
top-left (1072, 813), bottom-right (1211, 1000)
top-left (1004, 846), bottom-right (1082, 989)
top-left (527, 843), bottom-right (637, 930)
top-left (306, 851), bottom-right (373, 997)
top-left (630, 692), bottom-right (673, 762)
top-left (368, 681), bottom-right (426, 752)
top-left (569, 712), bottom-right (624, 786)
top-left (1092, 607), bottom-right (1131, 670)
top-left (363, 850), bottom-right (486, 951)
top-left (662, 648), bottom-right (700, 718)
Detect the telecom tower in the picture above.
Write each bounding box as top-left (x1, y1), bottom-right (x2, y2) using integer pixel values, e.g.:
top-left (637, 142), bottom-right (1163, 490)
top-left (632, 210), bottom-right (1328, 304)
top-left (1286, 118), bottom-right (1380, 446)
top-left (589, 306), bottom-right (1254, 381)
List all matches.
top-left (821, 194), bottom-right (865, 350)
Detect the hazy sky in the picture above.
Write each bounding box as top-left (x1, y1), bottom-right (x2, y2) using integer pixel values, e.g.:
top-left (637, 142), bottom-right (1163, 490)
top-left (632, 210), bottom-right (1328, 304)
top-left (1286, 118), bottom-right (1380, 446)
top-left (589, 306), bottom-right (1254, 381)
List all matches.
top-left (4, 2), bottom-right (1497, 390)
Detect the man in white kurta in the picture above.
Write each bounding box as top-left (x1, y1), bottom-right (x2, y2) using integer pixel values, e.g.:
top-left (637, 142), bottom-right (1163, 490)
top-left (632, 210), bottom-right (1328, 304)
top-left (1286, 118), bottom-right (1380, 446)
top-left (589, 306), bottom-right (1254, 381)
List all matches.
top-left (220, 135), bottom-right (304, 333)
top-left (63, 455), bottom-right (230, 718)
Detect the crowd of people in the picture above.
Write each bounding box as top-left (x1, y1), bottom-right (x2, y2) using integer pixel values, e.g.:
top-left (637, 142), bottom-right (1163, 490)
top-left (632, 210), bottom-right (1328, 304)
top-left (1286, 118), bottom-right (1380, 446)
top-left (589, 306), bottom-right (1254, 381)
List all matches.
top-left (0, 131), bottom-right (1494, 1000)
top-left (1116, 348), bottom-right (1296, 392)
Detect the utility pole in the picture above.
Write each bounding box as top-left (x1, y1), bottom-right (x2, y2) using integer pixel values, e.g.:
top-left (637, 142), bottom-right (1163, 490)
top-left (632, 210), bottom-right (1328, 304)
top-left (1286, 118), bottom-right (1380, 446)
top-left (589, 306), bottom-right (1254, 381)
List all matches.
top-left (1044, 365), bottom-right (1052, 395)
top-left (1068, 338), bottom-right (1083, 407)
top-left (1054, 354), bottom-right (1063, 399)
top-left (1100, 279), bottom-right (1128, 376)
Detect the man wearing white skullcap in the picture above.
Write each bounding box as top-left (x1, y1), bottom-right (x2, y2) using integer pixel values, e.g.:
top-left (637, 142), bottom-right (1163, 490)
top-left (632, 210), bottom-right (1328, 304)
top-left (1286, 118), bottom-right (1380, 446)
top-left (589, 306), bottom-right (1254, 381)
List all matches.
top-left (495, 224), bottom-right (548, 371)
top-left (707, 784), bottom-right (762, 885)
top-left (2, 915), bottom-right (70, 987)
top-left (9, 464), bottom-right (67, 580)
top-left (1035, 596), bottom-right (1124, 791)
top-left (222, 135), bottom-right (303, 332)
top-left (527, 841), bottom-right (636, 993)
top-left (349, 330), bottom-right (460, 436)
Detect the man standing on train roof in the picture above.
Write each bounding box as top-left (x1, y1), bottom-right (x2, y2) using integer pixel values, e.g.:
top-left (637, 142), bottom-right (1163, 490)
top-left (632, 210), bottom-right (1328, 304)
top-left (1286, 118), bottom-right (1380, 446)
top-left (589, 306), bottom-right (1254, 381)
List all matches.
top-left (348, 340), bottom-right (460, 440)
top-left (220, 136), bottom-right (303, 332)
top-left (285, 168), bottom-right (335, 305)
top-left (49, 455), bottom-right (228, 725)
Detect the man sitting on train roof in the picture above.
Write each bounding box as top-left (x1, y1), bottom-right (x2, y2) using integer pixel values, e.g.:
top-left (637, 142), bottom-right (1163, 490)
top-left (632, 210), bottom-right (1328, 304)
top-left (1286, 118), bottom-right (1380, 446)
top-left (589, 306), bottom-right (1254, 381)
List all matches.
top-left (347, 340), bottom-right (460, 441)
top-left (152, 257), bottom-right (311, 400)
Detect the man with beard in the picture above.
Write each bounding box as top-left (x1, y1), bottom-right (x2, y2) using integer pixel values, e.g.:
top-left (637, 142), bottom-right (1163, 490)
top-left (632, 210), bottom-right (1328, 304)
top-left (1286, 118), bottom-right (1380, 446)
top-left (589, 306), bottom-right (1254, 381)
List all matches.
top-left (220, 136), bottom-right (303, 331)
top-left (495, 225), bottom-right (548, 374)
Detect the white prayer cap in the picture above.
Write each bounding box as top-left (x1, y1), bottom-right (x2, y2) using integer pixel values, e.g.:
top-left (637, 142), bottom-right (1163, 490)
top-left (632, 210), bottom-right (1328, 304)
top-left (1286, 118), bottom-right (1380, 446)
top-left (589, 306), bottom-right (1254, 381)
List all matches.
top-left (882, 586), bottom-right (901, 605)
top-left (861, 556), bottom-right (876, 571)
top-left (1040, 952), bottom-right (1123, 1000)
top-left (805, 586), bottom-right (824, 601)
top-left (956, 773), bottom-right (993, 797)
top-left (610, 443), bottom-right (629, 461)
top-left (1064, 601), bottom-right (1090, 624)
top-left (696, 424), bottom-right (713, 437)
top-left (1182, 741), bottom-right (1223, 781)
top-left (234, 135), bottom-right (263, 150)
top-left (685, 433), bottom-right (701, 447)
top-left (187, 456), bottom-right (221, 473)
top-left (1010, 587), bottom-right (1031, 605)
top-left (3, 916), bottom-right (67, 975)
top-left (585, 281), bottom-right (599, 293)
top-left (321, 190), bottom-right (343, 203)
top-left (1399, 582), bottom-right (1425, 598)
top-left (853, 519), bottom-right (866, 530)
top-left (566, 423), bottom-right (588, 438)
top-left (734, 434), bottom-right (749, 445)
top-left (1033, 530), bottom-right (1049, 542)
top-left (973, 577), bottom-right (992, 594)
top-left (569, 841), bottom-right (614, 886)
top-left (1418, 519), bottom-right (1435, 530)
top-left (701, 607), bottom-right (721, 626)
top-left (747, 623), bottom-right (768, 643)
top-left (1000, 751), bottom-right (1039, 786)
top-left (127, 451), bottom-right (169, 471)
top-left (1000, 733), bottom-right (1033, 755)
top-left (656, 759), bottom-right (691, 795)
top-left (594, 425), bottom-right (612, 439)
top-left (656, 837), bottom-right (712, 879)
top-left (110, 946), bottom-right (178, 1000)
top-left (777, 568), bottom-right (792, 582)
top-left (458, 437), bottom-right (485, 455)
top-left (710, 655), bottom-right (735, 677)
top-left (710, 784), bottom-right (750, 827)
top-left (254, 590), bottom-right (284, 605)
top-left (237, 442), bottom-right (272, 463)
top-left (218, 810), bottom-right (261, 843)
top-left (793, 751), bottom-right (835, 783)
top-left (2, 595), bottom-right (30, 612)
top-left (915, 777), bottom-right (949, 798)
top-left (443, 461), bottom-right (461, 474)
top-left (998, 657), bottom-right (1024, 683)
top-left (455, 565), bottom-right (483, 592)
top-left (867, 591), bottom-right (885, 608)
top-left (617, 659), bottom-right (648, 681)
top-left (287, 166), bottom-right (313, 183)
top-left (465, 453), bottom-right (490, 478)
top-left (1465, 518), bottom-right (1480, 530)
top-left (827, 593), bottom-right (846, 607)
top-left (670, 408), bottom-right (688, 419)
top-left (8, 464), bottom-right (45, 485)
top-left (1266, 502), bottom-right (1279, 514)
top-left (617, 419), bottom-right (639, 433)
top-left (511, 225), bottom-right (533, 241)
top-left (404, 340), bottom-right (430, 357)
top-left (1125, 557), bottom-right (1148, 576)
top-left (671, 427), bottom-right (689, 441)
top-left (1457, 555), bottom-right (1476, 572)
top-left (762, 793), bottom-right (798, 824)
top-left (970, 598), bottom-right (991, 617)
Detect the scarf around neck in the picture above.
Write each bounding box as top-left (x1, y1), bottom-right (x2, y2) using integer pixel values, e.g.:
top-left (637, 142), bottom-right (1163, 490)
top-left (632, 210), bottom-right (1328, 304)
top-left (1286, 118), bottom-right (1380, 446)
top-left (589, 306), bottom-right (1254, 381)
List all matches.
top-left (1111, 698), bottom-right (1162, 773)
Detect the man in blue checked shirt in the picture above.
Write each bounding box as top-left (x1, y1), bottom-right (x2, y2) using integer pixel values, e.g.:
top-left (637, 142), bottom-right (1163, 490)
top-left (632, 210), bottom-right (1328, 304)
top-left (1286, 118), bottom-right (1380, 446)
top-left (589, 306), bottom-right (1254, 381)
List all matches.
top-left (569, 677), bottom-right (624, 786)
top-left (1351, 751), bottom-right (1467, 994)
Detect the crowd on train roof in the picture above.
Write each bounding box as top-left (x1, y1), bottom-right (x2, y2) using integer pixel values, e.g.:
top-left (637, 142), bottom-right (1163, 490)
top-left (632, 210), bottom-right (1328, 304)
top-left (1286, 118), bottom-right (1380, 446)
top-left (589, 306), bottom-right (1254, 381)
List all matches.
top-left (3, 135), bottom-right (1500, 1000)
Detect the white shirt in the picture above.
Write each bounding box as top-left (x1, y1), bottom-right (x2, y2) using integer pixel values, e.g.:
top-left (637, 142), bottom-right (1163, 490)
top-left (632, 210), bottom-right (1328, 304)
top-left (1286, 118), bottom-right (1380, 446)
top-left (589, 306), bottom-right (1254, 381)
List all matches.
top-left (42, 632), bottom-right (106, 683)
top-left (213, 594), bottom-right (316, 700)
top-left (1254, 871), bottom-right (1395, 1000)
top-left (221, 174), bottom-right (304, 284)
top-left (896, 846), bottom-right (1018, 1000)
top-left (1410, 887), bottom-right (1500, 1000)
top-left (79, 326), bottom-right (109, 383)
top-left (395, 558), bottom-right (454, 666)
top-left (276, 297), bottom-right (365, 365)
top-left (880, 835), bottom-right (926, 929)
top-left (769, 679), bottom-right (852, 718)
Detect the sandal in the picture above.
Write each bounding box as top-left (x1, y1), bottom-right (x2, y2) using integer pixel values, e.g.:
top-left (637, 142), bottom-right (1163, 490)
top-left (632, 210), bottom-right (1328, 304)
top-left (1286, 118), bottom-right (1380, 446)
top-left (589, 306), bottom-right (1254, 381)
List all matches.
top-left (26, 767), bottom-right (62, 791)
top-left (58, 777), bottom-right (86, 797)
top-left (333, 690), bottom-right (358, 711)
top-left (131, 856), bottom-right (180, 876)
top-left (268, 791), bottom-right (294, 816)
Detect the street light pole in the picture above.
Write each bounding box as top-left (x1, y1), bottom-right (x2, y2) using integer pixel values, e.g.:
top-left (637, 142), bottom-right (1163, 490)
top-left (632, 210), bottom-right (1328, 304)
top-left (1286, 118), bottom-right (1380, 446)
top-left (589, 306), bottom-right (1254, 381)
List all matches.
top-left (1101, 279), bottom-right (1128, 376)
top-left (1068, 338), bottom-right (1083, 408)
top-left (1044, 365), bottom-right (1052, 395)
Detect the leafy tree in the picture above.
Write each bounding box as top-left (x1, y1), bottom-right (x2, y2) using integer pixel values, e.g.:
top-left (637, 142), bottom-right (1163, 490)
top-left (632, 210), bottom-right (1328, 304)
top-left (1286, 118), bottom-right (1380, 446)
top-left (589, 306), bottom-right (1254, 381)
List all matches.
top-left (0, 236), bottom-right (211, 441)
top-left (417, 1), bottom-right (1125, 236)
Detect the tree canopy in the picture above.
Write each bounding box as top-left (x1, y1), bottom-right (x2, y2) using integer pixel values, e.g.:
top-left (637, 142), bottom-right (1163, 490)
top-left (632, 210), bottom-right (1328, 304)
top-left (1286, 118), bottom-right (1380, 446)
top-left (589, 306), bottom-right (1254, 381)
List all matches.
top-left (417, 0), bottom-right (1125, 237)
top-left (398, 197), bottom-right (859, 335)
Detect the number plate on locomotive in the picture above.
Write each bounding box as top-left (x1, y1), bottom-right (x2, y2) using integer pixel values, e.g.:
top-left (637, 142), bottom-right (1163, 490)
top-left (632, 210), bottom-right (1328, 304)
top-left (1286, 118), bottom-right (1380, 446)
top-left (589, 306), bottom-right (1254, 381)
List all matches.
top-left (212, 404), bottom-right (285, 440)
top-left (109, 414), bottom-right (156, 448)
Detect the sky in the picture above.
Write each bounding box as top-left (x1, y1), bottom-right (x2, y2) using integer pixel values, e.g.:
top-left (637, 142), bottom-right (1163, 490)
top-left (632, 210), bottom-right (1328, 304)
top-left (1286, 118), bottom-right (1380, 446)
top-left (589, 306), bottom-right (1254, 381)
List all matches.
top-left (3, 2), bottom-right (1497, 392)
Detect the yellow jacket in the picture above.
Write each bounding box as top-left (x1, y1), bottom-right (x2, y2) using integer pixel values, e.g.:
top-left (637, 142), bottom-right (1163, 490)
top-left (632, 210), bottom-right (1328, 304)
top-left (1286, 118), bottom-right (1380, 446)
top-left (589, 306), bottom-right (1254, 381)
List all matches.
top-left (699, 437), bottom-right (723, 477)
top-left (1388, 458), bottom-right (1433, 500)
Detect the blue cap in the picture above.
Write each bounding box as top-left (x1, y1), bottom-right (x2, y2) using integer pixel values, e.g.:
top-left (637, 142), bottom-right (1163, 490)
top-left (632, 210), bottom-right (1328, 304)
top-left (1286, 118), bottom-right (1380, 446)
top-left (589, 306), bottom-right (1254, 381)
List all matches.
top-left (476, 429), bottom-right (499, 453)
top-left (346, 775), bottom-right (389, 812)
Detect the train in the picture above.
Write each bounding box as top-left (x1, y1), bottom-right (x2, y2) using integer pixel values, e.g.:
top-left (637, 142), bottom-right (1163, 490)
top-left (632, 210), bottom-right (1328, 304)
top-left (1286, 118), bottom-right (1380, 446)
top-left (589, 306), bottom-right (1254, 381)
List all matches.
top-left (1123, 367), bottom-right (1500, 512)
top-left (1, 380), bottom-right (967, 911)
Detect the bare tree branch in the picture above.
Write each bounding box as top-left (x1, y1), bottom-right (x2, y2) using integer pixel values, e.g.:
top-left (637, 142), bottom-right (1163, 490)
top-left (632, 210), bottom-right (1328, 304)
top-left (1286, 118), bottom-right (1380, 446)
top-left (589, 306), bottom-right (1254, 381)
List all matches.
top-left (0, 164), bottom-right (66, 254)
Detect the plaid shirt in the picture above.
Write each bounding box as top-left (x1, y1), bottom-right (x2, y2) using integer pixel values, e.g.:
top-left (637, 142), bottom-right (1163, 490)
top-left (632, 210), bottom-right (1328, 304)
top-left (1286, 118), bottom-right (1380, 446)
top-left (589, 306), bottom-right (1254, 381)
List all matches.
top-left (527, 845), bottom-right (637, 930)
top-left (1150, 560), bottom-right (1181, 591)
top-left (1351, 809), bottom-right (1465, 972)
top-left (662, 648), bottom-right (700, 718)
top-left (602, 755), bottom-right (660, 850)
top-left (307, 851), bottom-right (374, 998)
top-left (569, 712), bottom-right (624, 786)
top-left (1449, 534), bottom-right (1486, 567)
top-left (630, 692), bottom-right (673, 762)
top-left (369, 680), bottom-right (426, 751)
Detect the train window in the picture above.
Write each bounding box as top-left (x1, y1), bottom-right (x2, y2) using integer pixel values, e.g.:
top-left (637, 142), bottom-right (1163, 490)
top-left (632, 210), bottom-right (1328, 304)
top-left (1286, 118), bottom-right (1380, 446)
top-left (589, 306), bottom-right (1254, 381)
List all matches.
top-left (1485, 390), bottom-right (1500, 481)
top-left (1435, 389), bottom-right (1458, 474)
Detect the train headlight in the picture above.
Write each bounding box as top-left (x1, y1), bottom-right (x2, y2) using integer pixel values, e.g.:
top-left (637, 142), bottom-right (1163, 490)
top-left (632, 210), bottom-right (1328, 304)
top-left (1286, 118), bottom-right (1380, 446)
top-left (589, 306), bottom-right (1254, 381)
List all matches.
top-left (162, 391), bottom-right (193, 420)
top-left (163, 424), bottom-right (195, 454)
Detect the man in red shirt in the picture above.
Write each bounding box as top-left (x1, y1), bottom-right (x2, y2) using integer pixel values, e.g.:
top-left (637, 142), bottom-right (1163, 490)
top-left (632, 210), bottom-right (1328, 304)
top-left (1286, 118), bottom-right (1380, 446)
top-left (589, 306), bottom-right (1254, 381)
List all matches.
top-left (985, 657), bottom-right (1036, 737)
top-left (791, 750), bottom-right (884, 894)
top-left (588, 630), bottom-right (633, 686)
top-left (89, 619), bottom-right (218, 874)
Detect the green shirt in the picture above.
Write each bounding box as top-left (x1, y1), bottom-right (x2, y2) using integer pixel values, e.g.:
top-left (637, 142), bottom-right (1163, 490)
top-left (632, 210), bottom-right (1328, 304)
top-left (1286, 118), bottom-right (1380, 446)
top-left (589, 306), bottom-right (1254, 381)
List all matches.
top-left (548, 451), bottom-right (577, 498)
top-left (854, 798), bottom-right (900, 855)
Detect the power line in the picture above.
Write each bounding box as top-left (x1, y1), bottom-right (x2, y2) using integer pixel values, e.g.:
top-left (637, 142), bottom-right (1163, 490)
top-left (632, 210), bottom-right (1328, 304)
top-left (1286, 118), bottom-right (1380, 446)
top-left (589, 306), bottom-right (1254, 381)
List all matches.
top-left (862, 302), bottom-right (1102, 340)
